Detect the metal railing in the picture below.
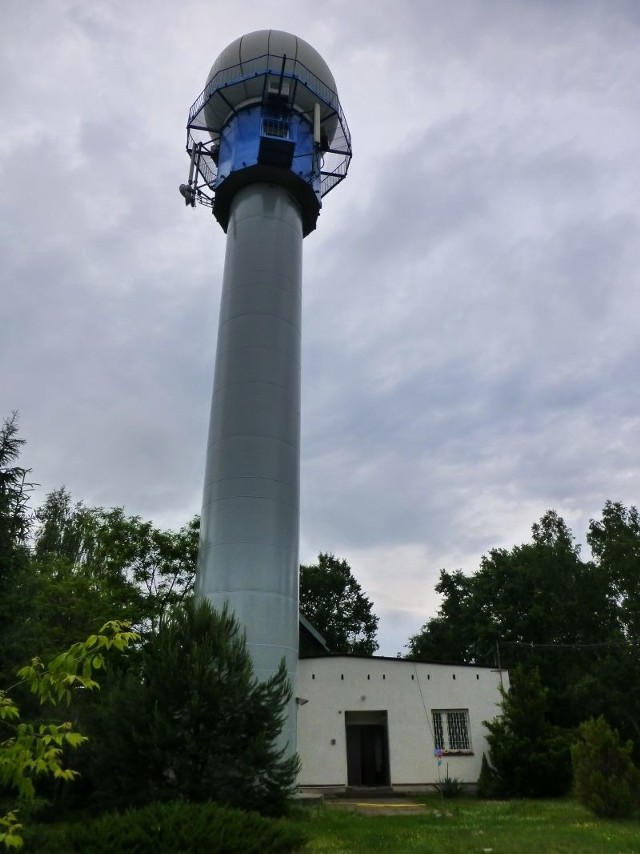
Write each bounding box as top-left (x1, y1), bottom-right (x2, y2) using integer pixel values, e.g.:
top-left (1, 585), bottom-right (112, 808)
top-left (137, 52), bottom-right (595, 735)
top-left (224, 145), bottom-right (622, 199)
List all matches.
top-left (184, 51), bottom-right (352, 201)
top-left (188, 51), bottom-right (351, 154)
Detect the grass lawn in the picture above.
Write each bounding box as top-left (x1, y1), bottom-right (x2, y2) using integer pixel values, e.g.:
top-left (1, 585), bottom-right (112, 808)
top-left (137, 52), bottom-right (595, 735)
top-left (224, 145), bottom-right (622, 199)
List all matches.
top-left (290, 795), bottom-right (640, 853)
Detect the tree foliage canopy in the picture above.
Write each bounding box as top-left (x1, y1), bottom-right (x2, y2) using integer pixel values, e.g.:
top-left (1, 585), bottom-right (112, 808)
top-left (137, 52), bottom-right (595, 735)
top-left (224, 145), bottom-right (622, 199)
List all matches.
top-left (300, 553), bottom-right (379, 655)
top-left (33, 487), bottom-right (198, 633)
top-left (0, 416), bottom-right (297, 833)
top-left (407, 506), bottom-right (640, 758)
top-left (0, 412), bottom-right (33, 552)
top-left (0, 484), bottom-right (198, 687)
top-left (408, 511), bottom-right (612, 664)
top-left (587, 500), bottom-right (640, 639)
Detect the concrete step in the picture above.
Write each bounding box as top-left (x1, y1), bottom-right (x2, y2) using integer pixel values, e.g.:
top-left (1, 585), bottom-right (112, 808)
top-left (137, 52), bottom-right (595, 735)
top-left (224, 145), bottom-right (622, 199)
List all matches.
top-left (343, 786), bottom-right (397, 799)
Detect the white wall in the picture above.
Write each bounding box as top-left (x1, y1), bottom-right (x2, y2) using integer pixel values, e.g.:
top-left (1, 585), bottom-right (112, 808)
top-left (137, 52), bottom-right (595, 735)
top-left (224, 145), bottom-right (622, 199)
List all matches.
top-left (297, 656), bottom-right (508, 787)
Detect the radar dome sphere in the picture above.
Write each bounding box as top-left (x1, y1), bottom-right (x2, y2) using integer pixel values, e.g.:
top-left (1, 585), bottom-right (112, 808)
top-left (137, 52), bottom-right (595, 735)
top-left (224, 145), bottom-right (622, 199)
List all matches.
top-left (204, 30), bottom-right (339, 133)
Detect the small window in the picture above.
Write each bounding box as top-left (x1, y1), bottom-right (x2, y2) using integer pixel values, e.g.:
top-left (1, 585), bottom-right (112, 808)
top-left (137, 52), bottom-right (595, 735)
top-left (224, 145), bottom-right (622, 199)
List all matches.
top-left (432, 709), bottom-right (472, 753)
top-left (262, 118), bottom-right (290, 139)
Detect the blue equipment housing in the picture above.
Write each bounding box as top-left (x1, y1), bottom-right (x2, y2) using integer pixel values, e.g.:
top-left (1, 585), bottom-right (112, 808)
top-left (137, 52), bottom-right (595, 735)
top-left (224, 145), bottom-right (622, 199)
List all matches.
top-left (213, 102), bottom-right (320, 234)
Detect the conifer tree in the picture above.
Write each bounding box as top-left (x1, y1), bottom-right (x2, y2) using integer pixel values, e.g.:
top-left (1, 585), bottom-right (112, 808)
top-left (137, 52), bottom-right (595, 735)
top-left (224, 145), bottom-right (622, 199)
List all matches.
top-left (483, 666), bottom-right (572, 797)
top-left (86, 598), bottom-right (299, 816)
top-left (572, 716), bottom-right (640, 818)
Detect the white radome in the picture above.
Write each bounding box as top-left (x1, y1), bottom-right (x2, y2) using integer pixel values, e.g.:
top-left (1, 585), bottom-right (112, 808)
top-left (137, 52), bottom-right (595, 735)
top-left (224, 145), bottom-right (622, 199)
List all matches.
top-left (204, 29), bottom-right (339, 132)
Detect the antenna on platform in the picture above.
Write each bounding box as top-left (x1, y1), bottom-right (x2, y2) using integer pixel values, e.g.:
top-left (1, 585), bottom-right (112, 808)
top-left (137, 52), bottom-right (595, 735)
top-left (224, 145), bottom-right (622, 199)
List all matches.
top-left (178, 143), bottom-right (215, 208)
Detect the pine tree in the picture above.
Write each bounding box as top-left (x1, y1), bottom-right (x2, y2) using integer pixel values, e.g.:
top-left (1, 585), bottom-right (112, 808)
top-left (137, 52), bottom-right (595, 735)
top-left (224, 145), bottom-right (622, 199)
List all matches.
top-left (0, 413), bottom-right (36, 686)
top-left (85, 598), bottom-right (299, 816)
top-left (483, 666), bottom-right (572, 797)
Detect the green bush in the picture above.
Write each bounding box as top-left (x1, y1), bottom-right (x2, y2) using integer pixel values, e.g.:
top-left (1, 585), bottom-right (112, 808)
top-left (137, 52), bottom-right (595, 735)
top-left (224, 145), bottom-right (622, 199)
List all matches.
top-left (23, 801), bottom-right (307, 853)
top-left (476, 753), bottom-right (500, 799)
top-left (572, 716), bottom-right (640, 818)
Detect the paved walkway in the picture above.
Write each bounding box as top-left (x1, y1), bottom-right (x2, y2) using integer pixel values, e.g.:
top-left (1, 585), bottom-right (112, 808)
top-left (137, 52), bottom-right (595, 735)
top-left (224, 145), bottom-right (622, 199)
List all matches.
top-left (327, 798), bottom-right (429, 816)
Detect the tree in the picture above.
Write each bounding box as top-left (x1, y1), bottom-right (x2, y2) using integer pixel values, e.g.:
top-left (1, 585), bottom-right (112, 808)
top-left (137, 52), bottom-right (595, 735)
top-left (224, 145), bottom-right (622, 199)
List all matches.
top-left (572, 716), bottom-right (640, 818)
top-left (34, 489), bottom-right (198, 622)
top-left (585, 501), bottom-right (640, 747)
top-left (0, 413), bottom-right (36, 692)
top-left (0, 621), bottom-right (139, 850)
top-left (587, 501), bottom-right (640, 639)
top-left (407, 511), bottom-right (620, 732)
top-left (409, 511), bottom-right (612, 661)
top-left (29, 489), bottom-right (198, 648)
top-left (1, 480), bottom-right (198, 731)
top-left (84, 598), bottom-right (299, 817)
top-left (483, 666), bottom-right (573, 798)
top-left (0, 413), bottom-right (33, 561)
top-left (300, 553), bottom-right (379, 655)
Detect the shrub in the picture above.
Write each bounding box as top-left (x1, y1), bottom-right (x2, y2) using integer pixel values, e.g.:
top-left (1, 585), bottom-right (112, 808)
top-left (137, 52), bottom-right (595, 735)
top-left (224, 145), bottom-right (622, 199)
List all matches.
top-left (477, 753), bottom-right (500, 799)
top-left (23, 801), bottom-right (307, 853)
top-left (572, 716), bottom-right (640, 818)
top-left (0, 622), bottom-right (139, 850)
top-left (433, 764), bottom-right (463, 798)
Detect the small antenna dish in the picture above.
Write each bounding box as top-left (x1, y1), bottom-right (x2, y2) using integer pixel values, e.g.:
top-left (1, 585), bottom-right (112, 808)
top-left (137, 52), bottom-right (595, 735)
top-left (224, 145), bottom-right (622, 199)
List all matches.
top-left (178, 142), bottom-right (215, 210)
top-left (179, 184), bottom-right (196, 206)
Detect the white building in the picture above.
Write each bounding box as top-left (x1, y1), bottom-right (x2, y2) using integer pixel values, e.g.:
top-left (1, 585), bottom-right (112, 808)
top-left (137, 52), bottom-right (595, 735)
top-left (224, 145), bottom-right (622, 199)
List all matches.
top-left (297, 654), bottom-right (508, 791)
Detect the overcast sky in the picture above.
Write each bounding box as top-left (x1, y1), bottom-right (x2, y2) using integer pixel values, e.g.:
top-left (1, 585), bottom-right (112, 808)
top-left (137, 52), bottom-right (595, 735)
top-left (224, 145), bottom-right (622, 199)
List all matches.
top-left (2, 0), bottom-right (639, 656)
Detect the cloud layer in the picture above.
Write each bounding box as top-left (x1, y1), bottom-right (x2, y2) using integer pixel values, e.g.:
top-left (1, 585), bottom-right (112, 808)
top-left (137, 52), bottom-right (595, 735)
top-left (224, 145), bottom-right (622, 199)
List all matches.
top-left (2, 0), bottom-right (639, 654)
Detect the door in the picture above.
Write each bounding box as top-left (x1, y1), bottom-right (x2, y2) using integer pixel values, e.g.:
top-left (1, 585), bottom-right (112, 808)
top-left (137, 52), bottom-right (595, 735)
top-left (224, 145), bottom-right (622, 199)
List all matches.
top-left (345, 711), bottom-right (389, 786)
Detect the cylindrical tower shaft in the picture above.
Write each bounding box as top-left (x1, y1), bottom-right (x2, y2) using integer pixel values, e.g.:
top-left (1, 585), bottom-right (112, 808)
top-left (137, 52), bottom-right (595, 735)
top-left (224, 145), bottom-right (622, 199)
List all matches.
top-left (183, 28), bottom-right (351, 761)
top-left (196, 182), bottom-right (302, 751)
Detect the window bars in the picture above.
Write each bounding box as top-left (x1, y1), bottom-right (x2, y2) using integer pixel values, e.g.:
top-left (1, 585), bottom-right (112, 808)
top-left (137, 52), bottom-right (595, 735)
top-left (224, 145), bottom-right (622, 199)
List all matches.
top-left (432, 709), bottom-right (471, 752)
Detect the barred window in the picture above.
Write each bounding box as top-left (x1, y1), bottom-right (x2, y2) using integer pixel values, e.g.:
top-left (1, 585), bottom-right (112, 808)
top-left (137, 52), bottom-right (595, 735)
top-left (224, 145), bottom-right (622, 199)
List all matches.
top-left (432, 709), bottom-right (471, 753)
top-left (262, 118), bottom-right (290, 139)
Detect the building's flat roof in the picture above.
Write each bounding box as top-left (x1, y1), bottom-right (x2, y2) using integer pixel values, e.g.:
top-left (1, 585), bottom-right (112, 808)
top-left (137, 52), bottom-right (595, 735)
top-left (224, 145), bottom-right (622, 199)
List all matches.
top-left (300, 653), bottom-right (504, 670)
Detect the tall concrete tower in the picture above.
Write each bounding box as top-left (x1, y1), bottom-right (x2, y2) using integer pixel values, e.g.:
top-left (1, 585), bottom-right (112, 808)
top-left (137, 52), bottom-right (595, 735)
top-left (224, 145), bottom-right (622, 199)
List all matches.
top-left (181, 30), bottom-right (351, 753)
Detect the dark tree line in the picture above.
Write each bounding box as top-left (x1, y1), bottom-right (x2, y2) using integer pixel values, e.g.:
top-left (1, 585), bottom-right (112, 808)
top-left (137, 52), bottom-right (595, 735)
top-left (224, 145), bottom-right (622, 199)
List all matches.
top-left (407, 506), bottom-right (640, 758)
top-left (4, 409), bottom-right (639, 814)
top-left (0, 415), bottom-right (299, 823)
top-left (0, 414), bottom-right (379, 819)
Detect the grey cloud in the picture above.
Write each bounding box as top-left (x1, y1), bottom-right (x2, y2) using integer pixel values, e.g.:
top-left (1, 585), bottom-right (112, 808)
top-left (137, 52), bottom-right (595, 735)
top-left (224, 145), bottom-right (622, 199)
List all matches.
top-left (3, 0), bottom-right (640, 655)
